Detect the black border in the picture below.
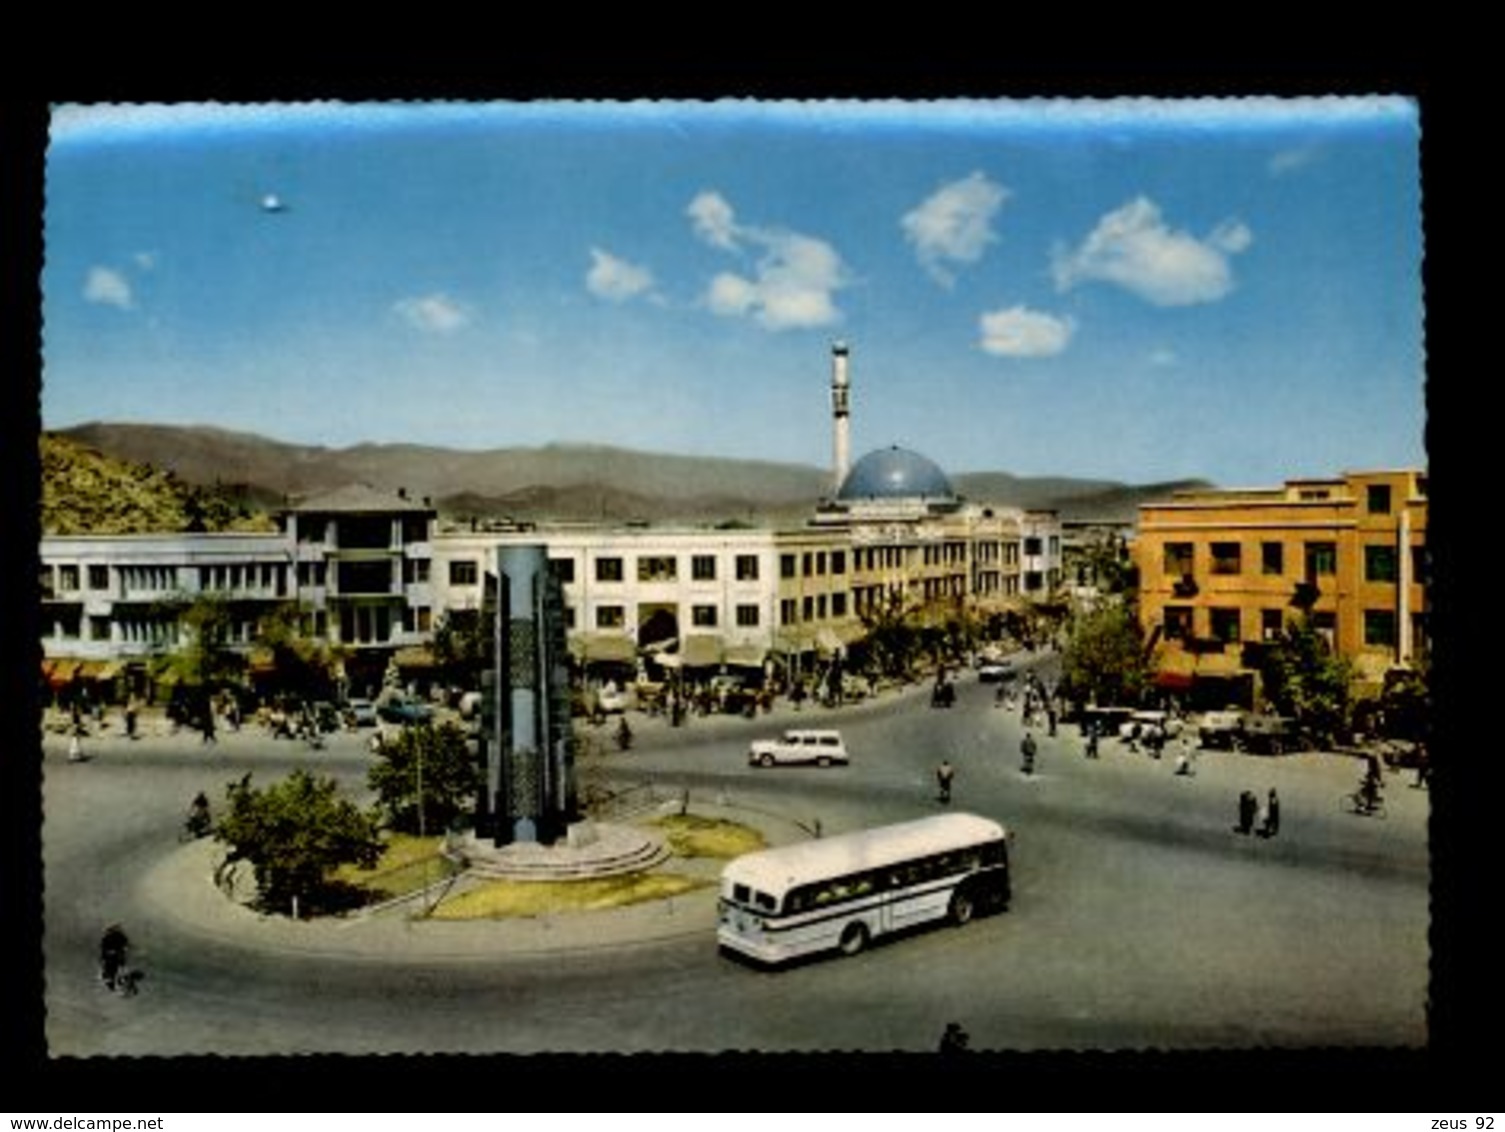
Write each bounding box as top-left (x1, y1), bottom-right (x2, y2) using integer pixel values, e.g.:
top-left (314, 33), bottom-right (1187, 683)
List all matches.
top-left (3, 36), bottom-right (1486, 1110)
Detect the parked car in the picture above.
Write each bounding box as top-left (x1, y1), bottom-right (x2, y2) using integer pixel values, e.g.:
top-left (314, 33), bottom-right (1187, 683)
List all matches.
top-left (1197, 709), bottom-right (1248, 750)
top-left (343, 698), bottom-right (378, 728)
top-left (977, 660), bottom-right (1014, 684)
top-left (1118, 710), bottom-right (1183, 741)
top-left (748, 729), bottom-right (850, 768)
top-left (378, 697), bottom-right (434, 725)
top-left (596, 685), bottom-right (631, 714)
top-left (1239, 714), bottom-right (1301, 755)
top-left (1079, 706), bottom-right (1137, 737)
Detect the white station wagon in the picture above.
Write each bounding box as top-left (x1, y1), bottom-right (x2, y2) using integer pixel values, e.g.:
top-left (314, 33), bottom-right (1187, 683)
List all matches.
top-left (748, 729), bottom-right (850, 768)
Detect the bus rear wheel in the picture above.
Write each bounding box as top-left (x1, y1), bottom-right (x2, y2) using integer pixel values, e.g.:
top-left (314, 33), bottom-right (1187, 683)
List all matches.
top-left (838, 922), bottom-right (869, 957)
top-left (949, 889), bottom-right (975, 925)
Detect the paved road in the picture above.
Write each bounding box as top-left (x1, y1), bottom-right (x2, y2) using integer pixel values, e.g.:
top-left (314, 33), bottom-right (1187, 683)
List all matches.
top-left (41, 656), bottom-right (1429, 1055)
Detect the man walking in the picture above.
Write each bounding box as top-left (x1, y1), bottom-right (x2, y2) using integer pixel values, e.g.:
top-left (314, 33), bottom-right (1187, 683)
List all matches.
top-left (1021, 731), bottom-right (1038, 775)
top-left (1261, 788), bottom-right (1281, 838)
top-left (936, 759), bottom-right (955, 804)
top-left (1236, 789), bottom-right (1256, 835)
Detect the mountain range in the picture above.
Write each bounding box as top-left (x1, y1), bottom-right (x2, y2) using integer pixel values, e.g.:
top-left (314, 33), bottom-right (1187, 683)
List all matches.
top-left (50, 422), bottom-right (1211, 529)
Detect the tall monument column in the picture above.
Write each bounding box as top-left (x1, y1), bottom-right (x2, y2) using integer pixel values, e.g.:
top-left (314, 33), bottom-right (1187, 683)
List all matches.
top-left (478, 543), bottom-right (575, 846)
top-left (831, 341), bottom-right (851, 492)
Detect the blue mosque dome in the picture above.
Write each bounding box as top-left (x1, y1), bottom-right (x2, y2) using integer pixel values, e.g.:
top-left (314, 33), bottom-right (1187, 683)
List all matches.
top-left (836, 446), bottom-right (957, 503)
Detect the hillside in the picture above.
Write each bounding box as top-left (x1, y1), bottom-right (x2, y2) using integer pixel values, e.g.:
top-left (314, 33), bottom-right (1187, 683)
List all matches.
top-left (51, 422), bottom-right (1209, 528)
top-left (40, 433), bottom-right (278, 536)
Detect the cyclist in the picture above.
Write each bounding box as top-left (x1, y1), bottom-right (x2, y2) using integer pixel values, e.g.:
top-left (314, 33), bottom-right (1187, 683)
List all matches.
top-left (99, 923), bottom-right (130, 991)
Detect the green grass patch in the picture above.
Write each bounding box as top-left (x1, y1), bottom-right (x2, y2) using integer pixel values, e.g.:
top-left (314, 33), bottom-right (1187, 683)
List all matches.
top-left (430, 872), bottom-right (708, 920)
top-left (647, 814), bottom-right (766, 859)
top-left (332, 833), bottom-right (461, 901)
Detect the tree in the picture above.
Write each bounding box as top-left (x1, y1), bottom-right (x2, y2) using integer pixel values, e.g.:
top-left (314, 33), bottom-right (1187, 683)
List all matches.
top-left (856, 589), bottom-right (923, 679)
top-left (255, 601), bottom-right (342, 702)
top-left (1258, 617), bottom-right (1354, 746)
top-left (367, 721), bottom-right (482, 835)
top-left (431, 608), bottom-right (492, 689)
top-left (215, 769), bottom-right (382, 916)
top-left (1059, 603), bottom-right (1152, 707)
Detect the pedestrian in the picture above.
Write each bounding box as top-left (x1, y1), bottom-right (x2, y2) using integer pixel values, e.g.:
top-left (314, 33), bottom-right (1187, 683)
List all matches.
top-left (1237, 789), bottom-right (1256, 835)
top-left (1085, 722), bottom-right (1100, 760)
top-left (1021, 731), bottom-right (1037, 775)
top-left (124, 698), bottom-right (138, 740)
top-left (1047, 704), bottom-right (1057, 737)
top-left (1262, 788), bottom-right (1280, 838)
top-left (202, 708), bottom-right (217, 745)
top-left (68, 730), bottom-right (84, 763)
top-left (936, 759), bottom-right (955, 804)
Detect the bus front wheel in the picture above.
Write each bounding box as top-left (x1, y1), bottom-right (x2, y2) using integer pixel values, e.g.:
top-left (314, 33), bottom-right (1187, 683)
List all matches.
top-left (949, 889), bottom-right (975, 926)
top-left (838, 922), bottom-right (869, 957)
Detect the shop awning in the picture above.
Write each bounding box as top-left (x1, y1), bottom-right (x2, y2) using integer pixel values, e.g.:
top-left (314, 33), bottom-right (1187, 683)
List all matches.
top-left (392, 645), bottom-right (437, 669)
top-left (815, 628), bottom-right (844, 654)
top-left (723, 644), bottom-right (767, 668)
top-left (652, 652), bottom-right (684, 669)
top-left (576, 634), bottom-right (637, 664)
top-left (682, 635), bottom-right (723, 668)
top-left (43, 659), bottom-right (81, 686)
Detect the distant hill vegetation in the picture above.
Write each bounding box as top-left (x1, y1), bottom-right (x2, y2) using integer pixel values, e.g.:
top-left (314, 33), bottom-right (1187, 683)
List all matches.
top-left (50, 422), bottom-right (1210, 530)
top-left (41, 433), bottom-right (279, 536)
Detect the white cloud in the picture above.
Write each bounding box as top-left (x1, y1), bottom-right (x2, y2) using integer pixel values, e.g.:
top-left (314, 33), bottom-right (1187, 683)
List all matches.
top-left (687, 191), bottom-right (739, 250)
top-left (84, 266), bottom-right (133, 310)
top-left (1148, 347), bottom-right (1179, 366)
top-left (1268, 146), bottom-right (1319, 176)
top-left (690, 190), bottom-right (847, 331)
top-left (586, 247), bottom-right (656, 302)
top-left (902, 171), bottom-right (1010, 284)
top-left (133, 251), bottom-right (158, 271)
top-left (978, 305), bottom-right (1074, 358)
top-left (393, 292), bottom-right (472, 334)
top-left (1051, 196), bottom-right (1252, 306)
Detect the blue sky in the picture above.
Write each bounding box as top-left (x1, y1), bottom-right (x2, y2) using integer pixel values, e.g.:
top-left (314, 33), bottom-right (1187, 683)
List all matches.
top-left (42, 99), bottom-right (1424, 487)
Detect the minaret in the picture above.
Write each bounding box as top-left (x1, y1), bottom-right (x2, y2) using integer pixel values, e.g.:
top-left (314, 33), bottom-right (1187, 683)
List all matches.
top-left (831, 341), bottom-right (851, 492)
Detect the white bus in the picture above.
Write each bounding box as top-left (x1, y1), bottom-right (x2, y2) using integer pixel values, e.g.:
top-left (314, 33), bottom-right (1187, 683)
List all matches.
top-left (717, 812), bottom-right (1011, 966)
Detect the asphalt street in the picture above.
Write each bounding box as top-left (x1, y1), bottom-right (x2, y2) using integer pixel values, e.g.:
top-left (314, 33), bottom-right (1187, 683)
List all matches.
top-left (40, 654), bottom-right (1430, 1056)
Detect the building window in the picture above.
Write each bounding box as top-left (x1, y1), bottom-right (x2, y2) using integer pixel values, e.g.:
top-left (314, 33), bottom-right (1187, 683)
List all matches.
top-left (831, 592), bottom-right (847, 617)
top-left (339, 560), bottom-right (393, 595)
top-left (802, 552), bottom-right (813, 577)
top-left (562, 607), bottom-right (576, 630)
top-left (780, 599), bottom-right (798, 625)
top-left (1367, 484), bottom-right (1392, 515)
top-left (802, 596), bottom-right (814, 620)
top-left (401, 516), bottom-right (429, 544)
top-left (58, 564), bottom-right (79, 591)
top-left (88, 565), bottom-right (109, 590)
top-left (595, 557), bottom-right (624, 583)
top-left (298, 519), bottom-right (327, 544)
top-left (1163, 543), bottom-right (1194, 577)
top-left (417, 606), bottom-right (432, 633)
top-left (736, 555), bottom-right (759, 581)
top-left (1364, 609), bottom-right (1397, 647)
top-left (691, 555), bottom-right (717, 582)
top-left (1024, 537), bottom-right (1043, 557)
top-left (1299, 488), bottom-right (1331, 501)
top-left (831, 551), bottom-right (846, 575)
top-left (780, 554), bottom-right (796, 579)
top-left (816, 594), bottom-right (827, 619)
top-left (595, 605), bottom-right (625, 629)
top-left (1209, 608), bottom-right (1241, 643)
top-left (1024, 571), bottom-right (1043, 592)
top-left (736, 604), bottom-right (759, 627)
top-left (1261, 542), bottom-right (1284, 576)
top-left (39, 566), bottom-right (55, 599)
top-left (816, 552), bottom-right (827, 576)
top-left (1210, 543), bottom-right (1241, 575)
top-left (403, 558), bottom-right (433, 585)
top-left (550, 557), bottom-right (576, 583)
top-left (638, 556), bottom-right (677, 583)
top-left (1365, 545), bottom-right (1399, 583)
top-left (449, 560), bottom-right (479, 586)
top-left (1311, 611), bottom-right (1337, 648)
top-left (691, 604), bottom-right (718, 628)
top-left (1261, 609), bottom-right (1284, 641)
top-left (1164, 606), bottom-right (1193, 640)
top-left (1304, 542), bottom-right (1337, 577)
top-left (338, 515), bottom-right (392, 551)
top-left (89, 616), bottom-right (110, 641)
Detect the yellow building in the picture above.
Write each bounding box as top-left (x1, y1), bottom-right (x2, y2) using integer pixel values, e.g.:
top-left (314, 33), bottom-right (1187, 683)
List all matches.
top-left (1134, 469), bottom-right (1428, 707)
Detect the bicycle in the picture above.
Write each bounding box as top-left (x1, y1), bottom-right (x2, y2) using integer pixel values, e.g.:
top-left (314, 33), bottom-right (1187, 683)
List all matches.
top-left (1341, 790), bottom-right (1387, 819)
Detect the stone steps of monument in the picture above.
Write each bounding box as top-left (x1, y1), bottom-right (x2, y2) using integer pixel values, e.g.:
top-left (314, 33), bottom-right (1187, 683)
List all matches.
top-left (458, 828), bottom-right (673, 882)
